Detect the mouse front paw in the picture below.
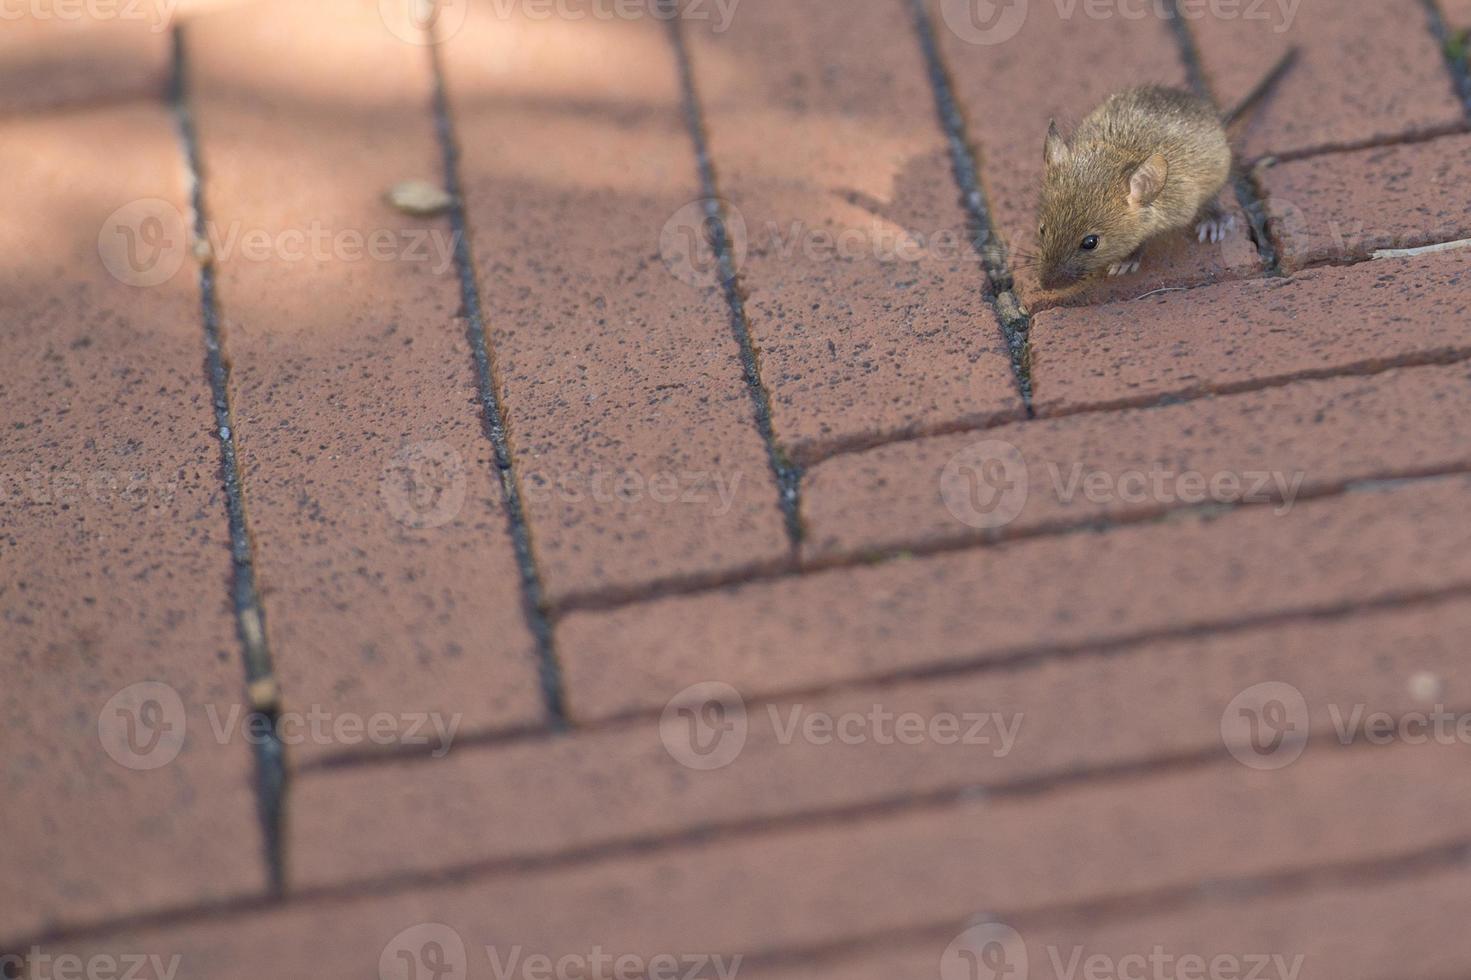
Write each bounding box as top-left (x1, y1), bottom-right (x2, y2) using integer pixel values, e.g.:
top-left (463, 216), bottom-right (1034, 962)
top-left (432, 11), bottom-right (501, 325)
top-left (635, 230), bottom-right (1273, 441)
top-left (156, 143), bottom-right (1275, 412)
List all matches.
top-left (1107, 258), bottom-right (1141, 277)
top-left (1195, 213), bottom-right (1236, 243)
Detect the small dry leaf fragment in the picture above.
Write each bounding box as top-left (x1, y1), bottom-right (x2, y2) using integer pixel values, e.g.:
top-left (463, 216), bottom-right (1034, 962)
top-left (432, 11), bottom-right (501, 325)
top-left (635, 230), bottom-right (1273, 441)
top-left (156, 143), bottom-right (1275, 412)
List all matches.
top-left (385, 180), bottom-right (454, 216)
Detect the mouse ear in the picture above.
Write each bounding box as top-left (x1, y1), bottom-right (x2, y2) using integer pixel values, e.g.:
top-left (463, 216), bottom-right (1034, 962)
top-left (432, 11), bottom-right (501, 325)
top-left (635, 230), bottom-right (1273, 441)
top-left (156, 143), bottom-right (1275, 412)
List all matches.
top-left (1044, 120), bottom-right (1069, 167)
top-left (1128, 153), bottom-right (1168, 207)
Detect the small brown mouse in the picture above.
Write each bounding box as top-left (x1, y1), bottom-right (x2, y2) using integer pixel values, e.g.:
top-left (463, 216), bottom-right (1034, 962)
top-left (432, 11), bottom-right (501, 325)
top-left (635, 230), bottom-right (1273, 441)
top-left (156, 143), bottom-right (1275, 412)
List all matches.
top-left (1035, 51), bottom-right (1296, 291)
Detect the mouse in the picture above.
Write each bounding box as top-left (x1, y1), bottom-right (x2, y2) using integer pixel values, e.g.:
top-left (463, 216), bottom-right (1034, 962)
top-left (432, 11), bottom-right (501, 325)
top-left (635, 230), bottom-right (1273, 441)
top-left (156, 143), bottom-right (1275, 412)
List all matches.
top-left (1034, 50), bottom-right (1297, 292)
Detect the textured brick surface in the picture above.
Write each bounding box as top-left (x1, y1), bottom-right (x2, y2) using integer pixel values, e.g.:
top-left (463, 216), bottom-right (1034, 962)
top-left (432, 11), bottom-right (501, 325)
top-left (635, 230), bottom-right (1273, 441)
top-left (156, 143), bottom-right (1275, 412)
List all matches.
top-left (441, 4), bottom-right (790, 603)
top-left (561, 476), bottom-right (1471, 720)
top-left (930, 0), bottom-right (1261, 309)
top-left (56, 742), bottom-right (1471, 977)
top-left (1029, 250), bottom-right (1471, 416)
top-left (0, 106), bottom-right (264, 942)
top-left (752, 865), bottom-right (1471, 980)
top-left (1260, 132), bottom-right (1471, 269)
top-left (0, 14), bottom-right (169, 113)
top-left (803, 363), bottom-right (1471, 558)
top-left (11, 0), bottom-right (1471, 964)
top-left (686, 0), bottom-right (1021, 458)
top-left (187, 0), bottom-right (546, 755)
top-left (1190, 0), bottom-right (1465, 159)
top-left (291, 597), bottom-right (1471, 887)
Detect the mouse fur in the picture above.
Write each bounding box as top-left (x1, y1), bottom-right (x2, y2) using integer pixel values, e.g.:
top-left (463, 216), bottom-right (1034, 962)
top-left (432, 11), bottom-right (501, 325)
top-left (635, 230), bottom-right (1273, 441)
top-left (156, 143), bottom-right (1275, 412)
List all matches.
top-left (1035, 86), bottom-right (1232, 291)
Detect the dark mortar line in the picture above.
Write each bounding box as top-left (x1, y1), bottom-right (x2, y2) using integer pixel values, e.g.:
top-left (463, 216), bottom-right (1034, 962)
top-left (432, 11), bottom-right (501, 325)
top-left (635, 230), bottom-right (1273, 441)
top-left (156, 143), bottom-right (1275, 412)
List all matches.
top-left (425, 39), bottom-right (568, 729)
top-left (300, 579), bottom-right (1471, 772)
top-left (784, 404), bottom-right (1029, 470)
top-left (715, 837), bottom-right (1471, 974)
top-left (538, 441), bottom-right (1471, 617)
top-left (662, 6), bottom-right (804, 547)
top-left (565, 585), bottom-right (1471, 738)
top-left (1248, 119), bottom-right (1471, 167)
top-left (1422, 0), bottom-right (1471, 115)
top-left (1165, 0), bottom-right (1282, 275)
top-left (17, 754), bottom-right (1470, 954)
top-left (908, 0), bottom-right (1035, 413)
top-left (169, 25), bottom-right (287, 899)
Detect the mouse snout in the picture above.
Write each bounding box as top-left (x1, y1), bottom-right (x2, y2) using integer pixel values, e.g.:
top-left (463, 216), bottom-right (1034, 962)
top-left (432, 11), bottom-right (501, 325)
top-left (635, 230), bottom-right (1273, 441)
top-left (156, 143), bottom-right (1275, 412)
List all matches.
top-left (1039, 264), bottom-right (1082, 291)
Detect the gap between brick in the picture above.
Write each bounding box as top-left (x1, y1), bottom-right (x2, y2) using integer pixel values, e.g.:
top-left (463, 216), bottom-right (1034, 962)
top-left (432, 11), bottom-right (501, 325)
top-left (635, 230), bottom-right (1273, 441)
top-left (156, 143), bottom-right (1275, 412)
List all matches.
top-left (298, 579), bottom-right (1471, 773)
top-left (908, 0), bottom-right (1036, 412)
top-left (1422, 0), bottom-right (1471, 116)
top-left (1165, 0), bottom-right (1284, 275)
top-left (661, 2), bottom-right (804, 547)
top-left (425, 37), bottom-right (569, 730)
top-left (169, 24), bottom-right (287, 899)
top-left (12, 746), bottom-right (1469, 956)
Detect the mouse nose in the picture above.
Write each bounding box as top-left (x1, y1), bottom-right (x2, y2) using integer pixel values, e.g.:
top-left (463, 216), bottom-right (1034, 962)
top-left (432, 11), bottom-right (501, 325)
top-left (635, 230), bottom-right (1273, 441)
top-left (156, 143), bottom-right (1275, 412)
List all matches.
top-left (1039, 267), bottom-right (1075, 291)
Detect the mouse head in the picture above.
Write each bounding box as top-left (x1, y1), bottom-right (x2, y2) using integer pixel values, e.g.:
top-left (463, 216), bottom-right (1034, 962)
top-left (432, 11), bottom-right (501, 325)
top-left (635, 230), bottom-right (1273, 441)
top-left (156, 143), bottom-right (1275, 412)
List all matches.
top-left (1036, 120), bottom-right (1167, 291)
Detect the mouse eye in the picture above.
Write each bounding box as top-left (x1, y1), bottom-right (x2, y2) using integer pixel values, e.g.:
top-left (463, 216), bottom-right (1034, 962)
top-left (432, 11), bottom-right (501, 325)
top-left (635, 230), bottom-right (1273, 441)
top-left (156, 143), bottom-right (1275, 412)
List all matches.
top-left (1080, 235), bottom-right (1100, 251)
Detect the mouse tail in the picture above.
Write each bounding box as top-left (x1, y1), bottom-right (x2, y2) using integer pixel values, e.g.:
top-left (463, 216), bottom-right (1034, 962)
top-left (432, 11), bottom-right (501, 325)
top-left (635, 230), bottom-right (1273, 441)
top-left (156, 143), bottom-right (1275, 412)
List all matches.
top-left (1221, 46), bottom-right (1299, 127)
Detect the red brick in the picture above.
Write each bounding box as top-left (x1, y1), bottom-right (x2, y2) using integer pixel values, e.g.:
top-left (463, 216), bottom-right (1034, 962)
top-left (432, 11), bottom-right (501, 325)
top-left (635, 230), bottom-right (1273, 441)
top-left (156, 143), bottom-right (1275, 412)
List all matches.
top-left (685, 0), bottom-right (1021, 459)
top-left (290, 597), bottom-right (1471, 888)
top-left (186, 0), bottom-right (546, 757)
top-left (0, 106), bottom-right (264, 942)
top-left (58, 742), bottom-right (1471, 976)
top-left (1260, 133), bottom-right (1471, 270)
top-left (929, 0), bottom-right (1261, 310)
top-left (803, 363), bottom-right (1471, 559)
top-left (0, 12), bottom-right (168, 113)
top-left (753, 865), bottom-right (1471, 980)
top-left (559, 475), bottom-right (1471, 721)
top-left (1445, 0), bottom-right (1471, 28)
top-left (441, 4), bottom-right (790, 603)
top-left (1029, 249), bottom-right (1471, 417)
top-left (1189, 0), bottom-right (1464, 160)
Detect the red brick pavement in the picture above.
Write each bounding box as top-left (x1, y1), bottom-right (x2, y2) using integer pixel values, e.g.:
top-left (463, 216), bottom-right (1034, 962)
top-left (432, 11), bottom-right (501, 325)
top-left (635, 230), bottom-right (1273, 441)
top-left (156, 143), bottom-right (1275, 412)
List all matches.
top-left (4, 0), bottom-right (1471, 975)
